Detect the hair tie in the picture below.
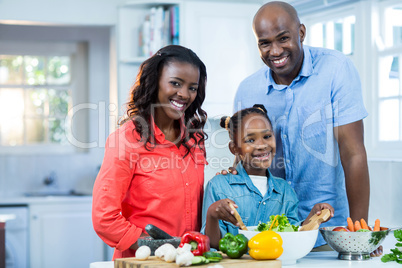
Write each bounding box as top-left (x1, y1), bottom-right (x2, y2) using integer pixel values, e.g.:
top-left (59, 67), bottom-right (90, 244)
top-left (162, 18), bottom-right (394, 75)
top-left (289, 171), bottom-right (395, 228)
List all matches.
top-left (225, 116), bottom-right (231, 130)
top-left (256, 107), bottom-right (265, 113)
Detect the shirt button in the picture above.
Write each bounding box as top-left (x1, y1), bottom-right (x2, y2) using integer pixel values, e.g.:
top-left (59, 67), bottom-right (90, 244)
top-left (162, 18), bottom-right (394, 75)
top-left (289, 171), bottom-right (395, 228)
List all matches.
top-left (185, 183), bottom-right (189, 186)
top-left (263, 202), bottom-right (266, 205)
top-left (288, 181), bottom-right (292, 185)
top-left (286, 159), bottom-right (290, 163)
top-left (283, 134), bottom-right (287, 138)
top-left (287, 88), bottom-right (291, 92)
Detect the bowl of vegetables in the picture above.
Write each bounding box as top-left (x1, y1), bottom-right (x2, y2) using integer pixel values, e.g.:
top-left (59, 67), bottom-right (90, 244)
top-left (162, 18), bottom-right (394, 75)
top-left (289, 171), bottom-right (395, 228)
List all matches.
top-left (239, 215), bottom-right (318, 265)
top-left (320, 218), bottom-right (392, 260)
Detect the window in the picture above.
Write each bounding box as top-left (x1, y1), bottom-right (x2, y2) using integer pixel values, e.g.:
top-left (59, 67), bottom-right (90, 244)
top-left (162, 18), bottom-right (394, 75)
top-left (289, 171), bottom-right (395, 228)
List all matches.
top-left (309, 15), bottom-right (355, 56)
top-left (377, 2), bottom-right (402, 142)
top-left (0, 41), bottom-right (87, 154)
top-left (302, 1), bottom-right (402, 158)
top-left (0, 55), bottom-right (72, 146)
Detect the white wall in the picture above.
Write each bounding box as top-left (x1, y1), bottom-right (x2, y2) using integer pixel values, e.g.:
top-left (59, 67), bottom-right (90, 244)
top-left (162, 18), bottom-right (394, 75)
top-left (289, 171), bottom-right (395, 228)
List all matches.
top-left (368, 160), bottom-right (402, 228)
top-left (0, 0), bottom-right (123, 26)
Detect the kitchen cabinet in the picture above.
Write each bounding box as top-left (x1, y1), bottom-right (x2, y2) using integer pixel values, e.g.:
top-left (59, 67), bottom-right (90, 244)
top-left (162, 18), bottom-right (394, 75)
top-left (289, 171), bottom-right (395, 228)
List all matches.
top-left (180, 1), bottom-right (261, 118)
top-left (117, 0), bottom-right (262, 118)
top-left (29, 201), bottom-right (104, 268)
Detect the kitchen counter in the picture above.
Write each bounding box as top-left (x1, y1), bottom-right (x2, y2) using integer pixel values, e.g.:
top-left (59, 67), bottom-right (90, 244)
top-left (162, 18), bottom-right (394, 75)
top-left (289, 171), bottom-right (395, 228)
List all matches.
top-left (90, 234), bottom-right (401, 268)
top-left (90, 252), bottom-right (400, 268)
top-left (0, 221), bottom-right (4, 268)
top-left (0, 194), bottom-right (92, 206)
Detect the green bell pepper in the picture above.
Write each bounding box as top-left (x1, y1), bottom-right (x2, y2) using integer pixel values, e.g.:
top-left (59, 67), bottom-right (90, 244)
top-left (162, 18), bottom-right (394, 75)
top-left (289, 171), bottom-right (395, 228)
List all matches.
top-left (218, 233), bottom-right (248, 259)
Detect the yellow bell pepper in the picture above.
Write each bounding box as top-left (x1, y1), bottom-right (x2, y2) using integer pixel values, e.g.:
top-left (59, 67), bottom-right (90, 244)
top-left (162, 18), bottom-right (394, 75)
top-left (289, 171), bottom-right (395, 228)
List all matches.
top-left (248, 230), bottom-right (283, 260)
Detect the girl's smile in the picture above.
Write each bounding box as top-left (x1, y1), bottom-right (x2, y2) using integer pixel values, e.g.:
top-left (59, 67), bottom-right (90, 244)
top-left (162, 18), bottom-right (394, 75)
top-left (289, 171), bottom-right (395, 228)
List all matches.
top-left (231, 113), bottom-right (276, 176)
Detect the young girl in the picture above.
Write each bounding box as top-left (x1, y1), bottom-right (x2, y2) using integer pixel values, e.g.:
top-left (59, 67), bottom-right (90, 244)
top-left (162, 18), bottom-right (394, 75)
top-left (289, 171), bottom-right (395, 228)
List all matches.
top-left (92, 45), bottom-right (208, 259)
top-left (202, 104), bottom-right (334, 248)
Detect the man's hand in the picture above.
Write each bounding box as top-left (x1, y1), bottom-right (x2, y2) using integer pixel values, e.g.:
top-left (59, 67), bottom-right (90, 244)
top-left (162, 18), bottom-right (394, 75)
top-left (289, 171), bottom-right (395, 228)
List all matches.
top-left (370, 245), bottom-right (383, 257)
top-left (303, 203), bottom-right (334, 225)
top-left (215, 167), bottom-right (238, 176)
top-left (216, 156), bottom-right (240, 175)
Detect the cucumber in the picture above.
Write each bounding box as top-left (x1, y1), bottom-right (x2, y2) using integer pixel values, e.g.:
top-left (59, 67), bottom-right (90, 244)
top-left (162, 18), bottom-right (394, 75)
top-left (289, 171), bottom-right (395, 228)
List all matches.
top-left (191, 256), bottom-right (207, 265)
top-left (145, 224), bottom-right (173, 239)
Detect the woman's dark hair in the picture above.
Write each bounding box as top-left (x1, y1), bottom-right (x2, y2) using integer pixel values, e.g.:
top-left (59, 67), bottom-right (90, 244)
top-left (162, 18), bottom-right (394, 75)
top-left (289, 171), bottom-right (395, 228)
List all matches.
top-left (220, 104), bottom-right (272, 142)
top-left (120, 45), bottom-right (207, 156)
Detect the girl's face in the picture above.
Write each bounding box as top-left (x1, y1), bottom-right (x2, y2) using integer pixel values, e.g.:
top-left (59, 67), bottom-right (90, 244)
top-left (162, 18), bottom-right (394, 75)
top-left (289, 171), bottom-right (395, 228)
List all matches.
top-left (231, 113), bottom-right (276, 176)
top-left (155, 61), bottom-right (199, 121)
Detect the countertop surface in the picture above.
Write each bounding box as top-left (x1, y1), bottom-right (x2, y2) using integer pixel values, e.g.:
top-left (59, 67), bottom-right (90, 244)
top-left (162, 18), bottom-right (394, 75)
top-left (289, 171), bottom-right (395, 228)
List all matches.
top-left (90, 234), bottom-right (401, 268)
top-left (90, 251), bottom-right (401, 268)
top-left (0, 194), bottom-right (92, 205)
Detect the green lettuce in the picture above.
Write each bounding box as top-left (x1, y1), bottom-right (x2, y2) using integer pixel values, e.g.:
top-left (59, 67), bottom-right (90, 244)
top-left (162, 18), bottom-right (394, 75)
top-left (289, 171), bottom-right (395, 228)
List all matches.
top-left (381, 230), bottom-right (402, 264)
top-left (257, 214), bottom-right (299, 232)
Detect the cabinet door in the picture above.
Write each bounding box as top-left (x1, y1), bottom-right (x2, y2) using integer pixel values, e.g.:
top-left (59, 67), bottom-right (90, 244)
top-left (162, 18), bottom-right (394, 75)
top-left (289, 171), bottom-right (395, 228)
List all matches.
top-left (181, 1), bottom-right (262, 118)
top-left (29, 202), bottom-right (104, 268)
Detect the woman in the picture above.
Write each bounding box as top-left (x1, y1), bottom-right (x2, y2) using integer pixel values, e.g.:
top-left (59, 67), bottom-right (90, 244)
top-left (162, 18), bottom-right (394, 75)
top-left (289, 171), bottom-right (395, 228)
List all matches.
top-left (92, 45), bottom-right (208, 259)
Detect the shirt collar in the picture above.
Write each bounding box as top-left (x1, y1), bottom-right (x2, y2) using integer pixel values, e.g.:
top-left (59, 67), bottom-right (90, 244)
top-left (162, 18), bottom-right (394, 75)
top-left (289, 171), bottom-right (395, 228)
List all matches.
top-left (150, 115), bottom-right (186, 144)
top-left (266, 45), bottom-right (315, 94)
top-left (229, 162), bottom-right (281, 195)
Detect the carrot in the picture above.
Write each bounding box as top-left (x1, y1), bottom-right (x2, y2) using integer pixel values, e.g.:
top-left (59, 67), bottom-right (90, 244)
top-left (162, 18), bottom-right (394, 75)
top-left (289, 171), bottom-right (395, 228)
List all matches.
top-left (368, 226), bottom-right (372, 231)
top-left (268, 215), bottom-right (278, 231)
top-left (354, 220), bottom-right (362, 231)
top-left (347, 217), bottom-right (355, 232)
top-left (360, 218), bottom-right (369, 230)
top-left (374, 219), bottom-right (380, 231)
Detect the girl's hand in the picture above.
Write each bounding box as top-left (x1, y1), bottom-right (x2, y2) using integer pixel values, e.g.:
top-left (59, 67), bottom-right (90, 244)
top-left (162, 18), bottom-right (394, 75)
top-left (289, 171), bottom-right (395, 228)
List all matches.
top-left (304, 203), bottom-right (335, 225)
top-left (207, 198), bottom-right (239, 226)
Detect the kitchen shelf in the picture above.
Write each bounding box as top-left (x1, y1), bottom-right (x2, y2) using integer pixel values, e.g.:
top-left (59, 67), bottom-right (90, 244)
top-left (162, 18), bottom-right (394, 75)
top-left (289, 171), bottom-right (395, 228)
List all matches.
top-left (117, 0), bottom-right (262, 117)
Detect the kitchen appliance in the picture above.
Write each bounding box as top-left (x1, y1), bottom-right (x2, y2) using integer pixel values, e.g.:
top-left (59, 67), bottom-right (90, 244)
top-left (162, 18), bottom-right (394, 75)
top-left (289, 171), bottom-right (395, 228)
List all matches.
top-left (0, 206), bottom-right (28, 268)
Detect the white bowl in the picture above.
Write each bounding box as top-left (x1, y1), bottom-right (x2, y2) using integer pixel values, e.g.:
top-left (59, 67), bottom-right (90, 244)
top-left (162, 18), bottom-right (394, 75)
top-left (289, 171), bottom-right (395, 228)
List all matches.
top-left (239, 226), bottom-right (318, 265)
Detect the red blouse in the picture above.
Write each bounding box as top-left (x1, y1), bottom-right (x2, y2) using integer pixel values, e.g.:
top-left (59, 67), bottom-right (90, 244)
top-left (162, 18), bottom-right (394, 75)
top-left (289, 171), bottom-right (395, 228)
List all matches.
top-left (92, 119), bottom-right (206, 259)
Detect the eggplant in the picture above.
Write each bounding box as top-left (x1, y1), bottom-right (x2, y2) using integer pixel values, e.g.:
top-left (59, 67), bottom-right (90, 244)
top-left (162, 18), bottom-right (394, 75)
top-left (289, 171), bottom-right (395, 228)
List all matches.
top-left (145, 224), bottom-right (173, 239)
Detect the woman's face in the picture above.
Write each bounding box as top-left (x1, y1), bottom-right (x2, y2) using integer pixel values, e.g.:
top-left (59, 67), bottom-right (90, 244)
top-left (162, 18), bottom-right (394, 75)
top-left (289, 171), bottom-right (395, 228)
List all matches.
top-left (155, 61), bottom-right (199, 121)
top-left (231, 113), bottom-right (276, 176)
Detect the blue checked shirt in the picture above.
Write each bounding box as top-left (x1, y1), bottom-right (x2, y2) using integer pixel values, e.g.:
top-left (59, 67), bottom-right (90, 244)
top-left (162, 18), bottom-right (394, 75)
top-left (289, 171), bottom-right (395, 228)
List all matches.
top-left (233, 45), bottom-right (368, 247)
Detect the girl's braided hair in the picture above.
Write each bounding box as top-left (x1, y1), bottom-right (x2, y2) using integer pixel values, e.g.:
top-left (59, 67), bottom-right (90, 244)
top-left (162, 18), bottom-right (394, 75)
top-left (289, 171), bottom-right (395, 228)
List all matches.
top-left (220, 104), bottom-right (271, 141)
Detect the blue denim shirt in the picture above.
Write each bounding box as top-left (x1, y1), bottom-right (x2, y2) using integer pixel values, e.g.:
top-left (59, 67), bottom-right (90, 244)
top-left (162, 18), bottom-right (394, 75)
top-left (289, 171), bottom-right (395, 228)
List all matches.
top-left (233, 45), bottom-right (368, 246)
top-left (201, 163), bottom-right (300, 238)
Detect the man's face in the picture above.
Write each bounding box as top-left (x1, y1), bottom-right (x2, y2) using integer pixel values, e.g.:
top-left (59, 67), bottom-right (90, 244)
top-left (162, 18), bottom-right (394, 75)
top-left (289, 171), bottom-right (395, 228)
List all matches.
top-left (253, 7), bottom-right (305, 85)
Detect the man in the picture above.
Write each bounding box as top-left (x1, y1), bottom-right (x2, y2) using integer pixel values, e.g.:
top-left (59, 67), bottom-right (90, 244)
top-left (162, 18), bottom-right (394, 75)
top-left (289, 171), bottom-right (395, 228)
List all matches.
top-left (233, 1), bottom-right (373, 251)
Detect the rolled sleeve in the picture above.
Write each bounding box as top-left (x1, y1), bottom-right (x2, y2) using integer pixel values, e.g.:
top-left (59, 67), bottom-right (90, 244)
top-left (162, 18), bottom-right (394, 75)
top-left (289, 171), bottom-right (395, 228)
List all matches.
top-left (92, 130), bottom-right (140, 251)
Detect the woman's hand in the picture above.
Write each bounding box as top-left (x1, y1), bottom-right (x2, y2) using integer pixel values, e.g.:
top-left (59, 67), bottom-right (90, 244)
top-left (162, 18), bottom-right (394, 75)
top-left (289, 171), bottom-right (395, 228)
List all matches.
top-left (129, 232), bottom-right (149, 251)
top-left (207, 198), bottom-right (239, 226)
top-left (303, 203), bottom-right (335, 225)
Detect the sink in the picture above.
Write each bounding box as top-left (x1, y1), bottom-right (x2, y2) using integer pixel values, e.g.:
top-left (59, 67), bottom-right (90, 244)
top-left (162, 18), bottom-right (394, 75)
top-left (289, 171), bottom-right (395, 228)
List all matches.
top-left (24, 190), bottom-right (89, 197)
